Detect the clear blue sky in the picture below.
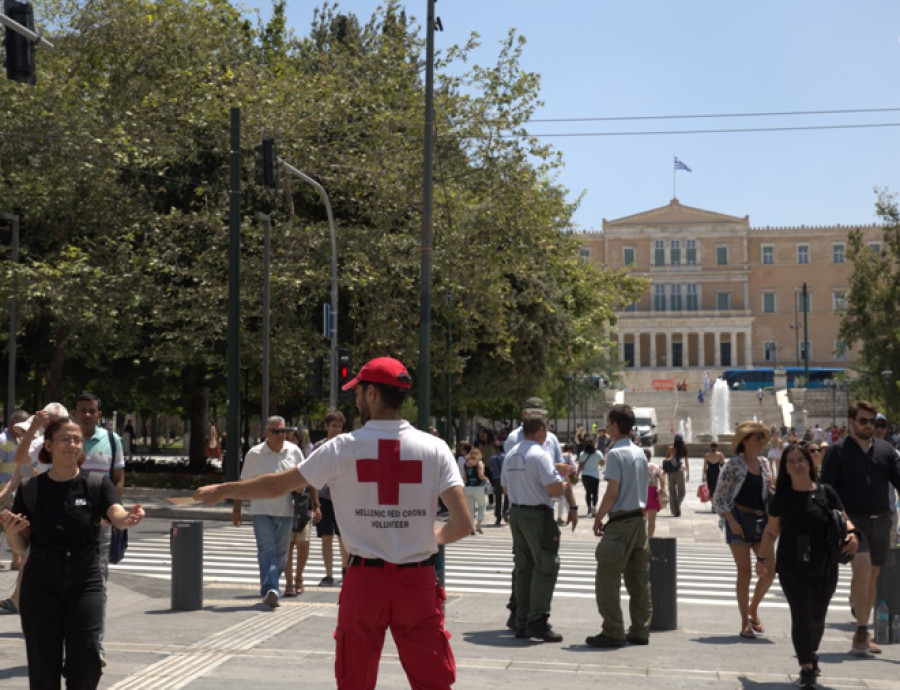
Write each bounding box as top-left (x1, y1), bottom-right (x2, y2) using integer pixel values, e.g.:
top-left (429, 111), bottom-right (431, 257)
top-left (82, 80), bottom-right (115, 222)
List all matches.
top-left (242, 1), bottom-right (900, 231)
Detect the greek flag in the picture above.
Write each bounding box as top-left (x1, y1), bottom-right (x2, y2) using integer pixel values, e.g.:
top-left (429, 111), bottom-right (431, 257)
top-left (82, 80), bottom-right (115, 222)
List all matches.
top-left (674, 156), bottom-right (692, 172)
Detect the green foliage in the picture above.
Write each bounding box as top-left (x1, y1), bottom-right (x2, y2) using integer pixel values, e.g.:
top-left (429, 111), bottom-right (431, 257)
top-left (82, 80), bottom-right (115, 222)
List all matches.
top-left (0, 0), bottom-right (646, 436)
top-left (838, 189), bottom-right (900, 416)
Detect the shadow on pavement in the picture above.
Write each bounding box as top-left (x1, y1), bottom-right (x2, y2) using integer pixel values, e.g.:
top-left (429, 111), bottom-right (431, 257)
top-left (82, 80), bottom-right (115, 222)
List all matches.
top-left (0, 665), bottom-right (27, 680)
top-left (691, 634), bottom-right (775, 645)
top-left (461, 629), bottom-right (539, 647)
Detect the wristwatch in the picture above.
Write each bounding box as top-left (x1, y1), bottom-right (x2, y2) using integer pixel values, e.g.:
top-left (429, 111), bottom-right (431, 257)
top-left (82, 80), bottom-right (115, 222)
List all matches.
top-left (568, 505), bottom-right (578, 511)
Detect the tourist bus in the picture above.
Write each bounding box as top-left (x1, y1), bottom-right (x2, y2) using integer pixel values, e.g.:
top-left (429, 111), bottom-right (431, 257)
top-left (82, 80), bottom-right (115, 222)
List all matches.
top-left (722, 367), bottom-right (845, 391)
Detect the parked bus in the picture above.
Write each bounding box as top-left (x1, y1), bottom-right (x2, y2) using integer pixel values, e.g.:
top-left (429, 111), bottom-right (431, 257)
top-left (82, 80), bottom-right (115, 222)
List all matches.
top-left (722, 367), bottom-right (845, 391)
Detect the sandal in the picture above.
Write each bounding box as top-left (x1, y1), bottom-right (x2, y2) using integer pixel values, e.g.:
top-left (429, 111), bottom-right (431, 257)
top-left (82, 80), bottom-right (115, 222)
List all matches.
top-left (739, 626), bottom-right (756, 639)
top-left (0, 598), bottom-right (17, 614)
top-left (747, 616), bottom-right (764, 634)
top-left (284, 583), bottom-right (297, 597)
top-left (296, 580), bottom-right (304, 595)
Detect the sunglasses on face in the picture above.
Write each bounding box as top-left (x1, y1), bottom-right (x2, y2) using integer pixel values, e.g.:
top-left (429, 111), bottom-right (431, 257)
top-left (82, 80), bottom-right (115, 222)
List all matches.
top-left (267, 428), bottom-right (288, 434)
top-left (855, 417), bottom-right (875, 426)
top-left (807, 447), bottom-right (821, 454)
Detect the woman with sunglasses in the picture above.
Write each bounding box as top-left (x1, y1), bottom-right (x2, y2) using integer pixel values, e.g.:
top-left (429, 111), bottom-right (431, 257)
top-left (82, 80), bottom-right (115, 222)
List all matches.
top-left (756, 443), bottom-right (858, 688)
top-left (712, 421), bottom-right (776, 639)
top-left (805, 442), bottom-right (823, 477)
top-left (1, 416), bottom-right (144, 689)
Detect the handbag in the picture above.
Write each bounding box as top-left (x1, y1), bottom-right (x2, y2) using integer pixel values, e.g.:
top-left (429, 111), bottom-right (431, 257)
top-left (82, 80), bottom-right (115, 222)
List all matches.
top-left (662, 456), bottom-right (681, 473)
top-left (109, 527), bottom-right (129, 564)
top-left (292, 490), bottom-right (312, 532)
top-left (697, 483), bottom-right (710, 503)
top-left (818, 486), bottom-right (854, 564)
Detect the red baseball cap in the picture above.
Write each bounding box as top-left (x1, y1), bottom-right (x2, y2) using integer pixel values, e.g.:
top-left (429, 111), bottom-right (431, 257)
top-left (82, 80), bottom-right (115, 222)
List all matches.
top-left (341, 356), bottom-right (412, 391)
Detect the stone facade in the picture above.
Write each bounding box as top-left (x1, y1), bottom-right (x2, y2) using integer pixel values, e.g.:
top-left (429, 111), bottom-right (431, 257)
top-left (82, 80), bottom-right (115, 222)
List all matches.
top-left (576, 199), bottom-right (883, 380)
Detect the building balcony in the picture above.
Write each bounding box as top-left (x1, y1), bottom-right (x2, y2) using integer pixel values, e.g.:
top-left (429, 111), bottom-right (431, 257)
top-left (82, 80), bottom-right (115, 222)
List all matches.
top-left (617, 309), bottom-right (752, 321)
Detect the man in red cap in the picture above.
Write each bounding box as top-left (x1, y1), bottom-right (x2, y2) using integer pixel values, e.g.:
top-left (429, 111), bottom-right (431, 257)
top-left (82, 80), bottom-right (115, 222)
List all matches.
top-left (195, 356), bottom-right (472, 689)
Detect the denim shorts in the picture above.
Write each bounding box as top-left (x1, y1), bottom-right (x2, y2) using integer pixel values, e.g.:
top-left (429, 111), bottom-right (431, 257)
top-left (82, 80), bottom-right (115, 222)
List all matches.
top-left (724, 507), bottom-right (767, 545)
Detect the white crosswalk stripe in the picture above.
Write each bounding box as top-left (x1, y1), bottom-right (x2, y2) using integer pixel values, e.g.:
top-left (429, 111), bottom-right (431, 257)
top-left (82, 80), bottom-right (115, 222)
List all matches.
top-left (112, 525), bottom-right (852, 609)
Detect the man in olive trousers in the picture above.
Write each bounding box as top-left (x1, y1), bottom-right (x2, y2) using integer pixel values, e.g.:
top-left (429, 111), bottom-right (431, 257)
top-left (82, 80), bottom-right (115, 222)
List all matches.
top-left (587, 404), bottom-right (652, 648)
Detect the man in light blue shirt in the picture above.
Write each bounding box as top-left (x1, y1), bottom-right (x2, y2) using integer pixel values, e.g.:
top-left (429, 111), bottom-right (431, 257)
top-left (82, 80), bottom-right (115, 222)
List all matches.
top-left (586, 403), bottom-right (651, 648)
top-left (504, 397), bottom-right (563, 465)
top-left (502, 416), bottom-right (577, 643)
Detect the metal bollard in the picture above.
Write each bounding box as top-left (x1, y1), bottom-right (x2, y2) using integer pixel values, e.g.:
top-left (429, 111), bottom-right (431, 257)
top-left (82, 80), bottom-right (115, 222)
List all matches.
top-left (876, 545), bottom-right (900, 639)
top-left (170, 520), bottom-right (203, 611)
top-left (649, 537), bottom-right (677, 631)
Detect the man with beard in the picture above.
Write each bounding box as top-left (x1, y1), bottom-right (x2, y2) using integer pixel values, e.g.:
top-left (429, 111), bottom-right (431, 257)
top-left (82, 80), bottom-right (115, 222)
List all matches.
top-left (821, 400), bottom-right (900, 656)
top-left (195, 357), bottom-right (471, 690)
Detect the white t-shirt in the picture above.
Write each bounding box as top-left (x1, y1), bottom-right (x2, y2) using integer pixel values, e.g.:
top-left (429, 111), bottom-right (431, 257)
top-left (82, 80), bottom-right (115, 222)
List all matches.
top-left (299, 419), bottom-right (461, 563)
top-left (240, 440), bottom-right (300, 517)
top-left (501, 439), bottom-right (562, 507)
top-left (503, 425), bottom-right (563, 464)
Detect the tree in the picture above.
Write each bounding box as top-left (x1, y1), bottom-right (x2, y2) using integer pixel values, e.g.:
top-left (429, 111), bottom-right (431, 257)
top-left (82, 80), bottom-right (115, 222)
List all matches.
top-left (838, 189), bottom-right (900, 417)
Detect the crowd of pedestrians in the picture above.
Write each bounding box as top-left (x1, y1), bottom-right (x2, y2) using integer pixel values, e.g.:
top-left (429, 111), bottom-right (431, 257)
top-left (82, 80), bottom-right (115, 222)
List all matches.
top-left (3, 373), bottom-right (900, 689)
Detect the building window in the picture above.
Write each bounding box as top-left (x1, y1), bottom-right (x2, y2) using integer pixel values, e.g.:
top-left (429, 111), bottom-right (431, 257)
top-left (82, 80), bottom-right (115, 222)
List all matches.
top-left (669, 284), bottom-right (682, 311)
top-left (622, 299), bottom-right (637, 312)
top-left (623, 247), bottom-right (635, 266)
top-left (797, 291), bottom-right (812, 313)
top-left (833, 290), bottom-right (847, 312)
top-left (833, 243), bottom-right (845, 264)
top-left (763, 341), bottom-right (777, 362)
top-left (686, 284), bottom-right (699, 311)
top-left (869, 242), bottom-right (882, 254)
top-left (654, 240), bottom-right (665, 266)
top-left (834, 340), bottom-right (848, 361)
top-left (670, 240), bottom-right (681, 266)
top-left (715, 292), bottom-right (731, 310)
top-left (762, 292), bottom-right (776, 314)
top-left (762, 245), bottom-right (774, 265)
top-left (716, 246), bottom-right (728, 265)
top-left (685, 239), bottom-right (697, 265)
top-left (579, 248), bottom-right (590, 263)
top-left (654, 284), bottom-right (666, 311)
top-left (797, 244), bottom-right (809, 264)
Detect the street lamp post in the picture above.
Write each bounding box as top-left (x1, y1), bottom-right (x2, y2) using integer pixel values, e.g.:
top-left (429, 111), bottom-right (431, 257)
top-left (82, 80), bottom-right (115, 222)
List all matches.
top-left (882, 369), bottom-right (894, 416)
top-left (278, 161), bottom-right (339, 410)
top-left (1, 213), bottom-right (18, 424)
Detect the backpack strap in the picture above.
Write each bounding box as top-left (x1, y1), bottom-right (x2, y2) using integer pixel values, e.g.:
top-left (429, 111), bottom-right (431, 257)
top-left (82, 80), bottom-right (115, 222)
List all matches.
top-left (107, 430), bottom-right (118, 479)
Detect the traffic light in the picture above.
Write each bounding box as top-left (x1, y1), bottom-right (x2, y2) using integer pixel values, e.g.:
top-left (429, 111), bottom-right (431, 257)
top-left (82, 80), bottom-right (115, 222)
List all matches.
top-left (4, 0), bottom-right (35, 85)
top-left (305, 356), bottom-right (323, 400)
top-left (254, 137), bottom-right (277, 188)
top-left (338, 348), bottom-right (352, 395)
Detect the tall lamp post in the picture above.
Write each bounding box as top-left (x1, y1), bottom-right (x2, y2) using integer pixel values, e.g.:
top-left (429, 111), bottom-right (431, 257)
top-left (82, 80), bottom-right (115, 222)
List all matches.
top-left (1, 213), bottom-right (18, 424)
top-left (882, 369), bottom-right (894, 416)
top-left (826, 378), bottom-right (837, 428)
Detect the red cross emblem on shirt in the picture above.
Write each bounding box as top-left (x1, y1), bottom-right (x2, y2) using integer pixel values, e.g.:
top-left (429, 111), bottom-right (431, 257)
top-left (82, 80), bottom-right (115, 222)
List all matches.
top-left (356, 439), bottom-right (423, 505)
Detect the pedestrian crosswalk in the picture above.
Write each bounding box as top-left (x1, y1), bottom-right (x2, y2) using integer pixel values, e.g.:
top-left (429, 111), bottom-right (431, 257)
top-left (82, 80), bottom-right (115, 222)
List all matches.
top-left (111, 524), bottom-right (852, 610)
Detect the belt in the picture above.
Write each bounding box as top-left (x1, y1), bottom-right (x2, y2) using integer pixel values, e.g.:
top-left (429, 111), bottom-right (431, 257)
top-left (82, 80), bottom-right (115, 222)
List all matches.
top-left (607, 509), bottom-right (644, 525)
top-left (734, 504), bottom-right (766, 517)
top-left (849, 511), bottom-right (893, 521)
top-left (348, 555), bottom-right (436, 568)
top-left (511, 504), bottom-right (552, 511)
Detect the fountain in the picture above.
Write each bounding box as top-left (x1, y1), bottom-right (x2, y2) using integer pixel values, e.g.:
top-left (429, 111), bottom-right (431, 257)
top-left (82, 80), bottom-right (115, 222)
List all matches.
top-left (710, 379), bottom-right (731, 441)
top-left (676, 417), bottom-right (694, 443)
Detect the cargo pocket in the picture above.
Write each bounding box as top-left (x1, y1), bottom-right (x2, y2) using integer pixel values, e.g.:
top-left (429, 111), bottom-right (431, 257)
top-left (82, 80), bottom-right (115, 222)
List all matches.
top-left (540, 512), bottom-right (561, 554)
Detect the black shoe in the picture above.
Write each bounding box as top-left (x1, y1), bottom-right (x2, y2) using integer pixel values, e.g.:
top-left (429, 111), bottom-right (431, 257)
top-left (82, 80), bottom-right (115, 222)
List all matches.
top-left (319, 576), bottom-right (335, 586)
top-left (524, 616), bottom-right (563, 643)
top-left (812, 653), bottom-right (820, 677)
top-left (506, 609), bottom-right (517, 630)
top-left (495, 518), bottom-right (502, 526)
top-left (585, 632), bottom-right (626, 648)
top-left (626, 635), bottom-right (649, 645)
top-left (514, 627), bottom-right (529, 639)
top-left (797, 666), bottom-right (817, 688)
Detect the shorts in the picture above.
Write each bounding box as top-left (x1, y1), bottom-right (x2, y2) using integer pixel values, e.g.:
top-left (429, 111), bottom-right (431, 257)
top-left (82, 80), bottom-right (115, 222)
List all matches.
top-left (291, 521), bottom-right (311, 542)
top-left (848, 511), bottom-right (893, 567)
top-left (315, 497), bottom-right (341, 538)
top-left (645, 486), bottom-right (661, 512)
top-left (725, 507), bottom-right (767, 546)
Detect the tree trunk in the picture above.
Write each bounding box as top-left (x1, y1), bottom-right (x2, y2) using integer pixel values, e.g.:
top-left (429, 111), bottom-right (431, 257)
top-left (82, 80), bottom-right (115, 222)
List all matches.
top-left (42, 325), bottom-right (70, 403)
top-left (188, 386), bottom-right (208, 473)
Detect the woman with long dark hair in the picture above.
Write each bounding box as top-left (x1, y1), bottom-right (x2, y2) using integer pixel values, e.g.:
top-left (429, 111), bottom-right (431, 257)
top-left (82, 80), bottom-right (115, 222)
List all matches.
top-left (577, 440), bottom-right (603, 517)
top-left (1, 416), bottom-right (144, 689)
top-left (756, 443), bottom-right (858, 688)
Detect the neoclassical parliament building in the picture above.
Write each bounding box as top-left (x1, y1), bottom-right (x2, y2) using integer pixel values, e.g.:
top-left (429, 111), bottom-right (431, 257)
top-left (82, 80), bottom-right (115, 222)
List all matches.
top-left (576, 199), bottom-right (884, 387)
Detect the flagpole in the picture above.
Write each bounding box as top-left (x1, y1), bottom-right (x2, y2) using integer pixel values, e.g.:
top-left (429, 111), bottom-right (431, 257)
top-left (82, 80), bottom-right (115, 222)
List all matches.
top-left (673, 155), bottom-right (676, 199)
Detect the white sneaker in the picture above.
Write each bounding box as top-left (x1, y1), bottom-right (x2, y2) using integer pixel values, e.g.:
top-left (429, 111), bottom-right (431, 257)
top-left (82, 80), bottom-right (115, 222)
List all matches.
top-left (264, 590), bottom-right (280, 608)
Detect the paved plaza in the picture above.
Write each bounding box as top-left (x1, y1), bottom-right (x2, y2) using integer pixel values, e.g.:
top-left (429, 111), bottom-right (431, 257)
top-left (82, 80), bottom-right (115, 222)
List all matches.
top-left (1, 477), bottom-right (900, 688)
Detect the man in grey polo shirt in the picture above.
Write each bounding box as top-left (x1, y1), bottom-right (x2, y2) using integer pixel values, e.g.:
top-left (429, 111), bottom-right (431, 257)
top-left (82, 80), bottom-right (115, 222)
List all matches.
top-left (502, 416), bottom-right (577, 642)
top-left (586, 403), bottom-right (651, 648)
